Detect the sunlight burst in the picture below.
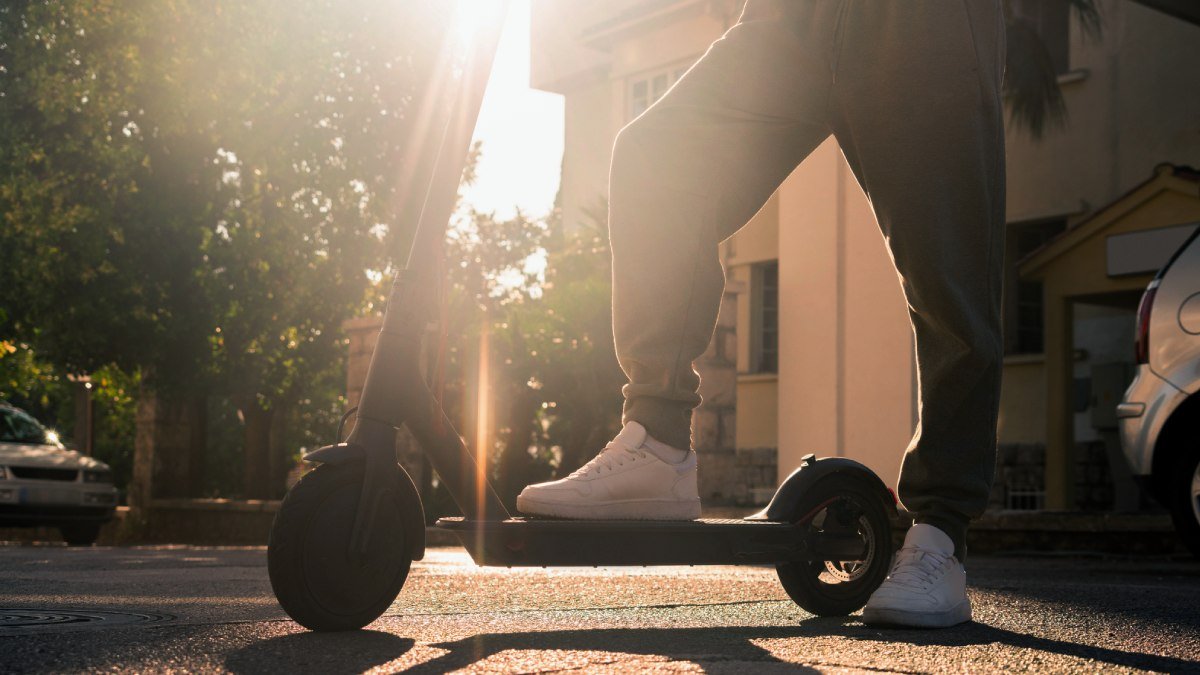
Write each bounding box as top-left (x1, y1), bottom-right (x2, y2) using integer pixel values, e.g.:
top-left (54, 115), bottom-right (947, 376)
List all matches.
top-left (452, 0), bottom-right (507, 48)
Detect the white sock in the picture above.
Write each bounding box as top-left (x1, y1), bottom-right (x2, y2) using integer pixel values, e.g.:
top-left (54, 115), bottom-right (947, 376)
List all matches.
top-left (642, 434), bottom-right (689, 464)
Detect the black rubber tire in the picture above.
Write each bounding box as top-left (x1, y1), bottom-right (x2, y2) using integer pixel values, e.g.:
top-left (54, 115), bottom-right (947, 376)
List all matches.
top-left (60, 523), bottom-right (101, 546)
top-left (776, 473), bottom-right (893, 617)
top-left (267, 462), bottom-right (412, 631)
top-left (1168, 447), bottom-right (1200, 558)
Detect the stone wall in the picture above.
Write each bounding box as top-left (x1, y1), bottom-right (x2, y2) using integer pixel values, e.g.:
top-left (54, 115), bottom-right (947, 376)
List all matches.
top-left (130, 388), bottom-right (205, 507)
top-left (990, 440), bottom-right (1148, 512)
top-left (990, 443), bottom-right (1046, 511)
top-left (691, 288), bottom-right (777, 505)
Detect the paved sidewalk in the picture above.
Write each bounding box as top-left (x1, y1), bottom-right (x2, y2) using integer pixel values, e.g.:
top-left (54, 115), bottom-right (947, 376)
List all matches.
top-left (0, 544), bottom-right (1198, 673)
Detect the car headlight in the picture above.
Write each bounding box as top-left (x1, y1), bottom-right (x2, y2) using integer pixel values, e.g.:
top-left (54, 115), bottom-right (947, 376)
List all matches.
top-left (82, 469), bottom-right (113, 484)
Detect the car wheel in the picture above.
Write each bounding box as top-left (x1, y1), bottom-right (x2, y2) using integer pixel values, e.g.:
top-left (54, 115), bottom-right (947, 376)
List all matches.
top-left (60, 523), bottom-right (102, 546)
top-left (1168, 446), bottom-right (1200, 558)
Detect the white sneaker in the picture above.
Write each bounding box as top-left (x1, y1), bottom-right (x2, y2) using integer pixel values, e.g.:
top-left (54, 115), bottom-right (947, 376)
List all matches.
top-left (862, 523), bottom-right (971, 628)
top-left (516, 421), bottom-right (701, 520)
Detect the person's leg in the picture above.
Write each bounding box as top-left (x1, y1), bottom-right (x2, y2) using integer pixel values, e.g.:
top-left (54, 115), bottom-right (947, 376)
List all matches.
top-left (831, 0), bottom-right (1006, 561)
top-left (830, 0), bottom-right (1004, 629)
top-left (518, 2), bottom-right (840, 520)
top-left (610, 3), bottom-right (838, 450)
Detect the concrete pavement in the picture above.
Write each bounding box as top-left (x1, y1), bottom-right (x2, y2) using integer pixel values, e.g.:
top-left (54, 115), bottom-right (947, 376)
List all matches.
top-left (0, 544), bottom-right (1198, 673)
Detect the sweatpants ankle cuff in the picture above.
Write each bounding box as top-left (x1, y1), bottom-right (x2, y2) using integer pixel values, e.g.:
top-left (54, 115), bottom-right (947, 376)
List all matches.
top-left (914, 514), bottom-right (969, 561)
top-left (623, 399), bottom-right (693, 450)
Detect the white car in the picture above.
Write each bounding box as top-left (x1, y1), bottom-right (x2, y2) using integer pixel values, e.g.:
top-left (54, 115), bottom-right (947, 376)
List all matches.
top-left (1119, 228), bottom-right (1200, 557)
top-left (0, 403), bottom-right (118, 545)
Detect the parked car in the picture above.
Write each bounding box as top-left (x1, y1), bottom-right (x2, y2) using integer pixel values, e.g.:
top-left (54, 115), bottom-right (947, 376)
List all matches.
top-left (0, 403), bottom-right (118, 545)
top-left (1119, 227), bottom-right (1200, 556)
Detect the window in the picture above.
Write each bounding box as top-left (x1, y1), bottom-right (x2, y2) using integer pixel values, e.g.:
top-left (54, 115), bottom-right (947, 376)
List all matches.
top-left (1004, 219), bottom-right (1067, 354)
top-left (0, 407), bottom-right (51, 445)
top-left (628, 66), bottom-right (688, 121)
top-left (752, 261), bottom-right (779, 373)
top-left (1015, 281), bottom-right (1046, 355)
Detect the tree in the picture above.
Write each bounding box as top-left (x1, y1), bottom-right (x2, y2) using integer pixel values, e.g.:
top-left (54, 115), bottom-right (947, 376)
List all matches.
top-left (0, 0), bottom-right (214, 382)
top-left (429, 176), bottom-right (624, 508)
top-left (0, 0), bottom-right (459, 497)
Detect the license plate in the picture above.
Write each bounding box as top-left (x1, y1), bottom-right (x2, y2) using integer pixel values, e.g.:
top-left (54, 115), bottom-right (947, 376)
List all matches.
top-left (19, 486), bottom-right (79, 505)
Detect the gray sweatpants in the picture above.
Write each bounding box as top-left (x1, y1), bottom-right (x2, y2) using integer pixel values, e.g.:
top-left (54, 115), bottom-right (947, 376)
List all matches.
top-left (610, 0), bottom-right (1006, 556)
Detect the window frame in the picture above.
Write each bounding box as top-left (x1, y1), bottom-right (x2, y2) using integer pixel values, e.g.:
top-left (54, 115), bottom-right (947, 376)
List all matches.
top-left (751, 260), bottom-right (780, 374)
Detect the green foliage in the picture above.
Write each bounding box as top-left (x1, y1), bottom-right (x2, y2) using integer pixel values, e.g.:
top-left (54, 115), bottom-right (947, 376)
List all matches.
top-left (0, 341), bottom-right (137, 494)
top-left (0, 0), bottom-right (457, 496)
top-left (526, 206), bottom-right (627, 474)
top-left (0, 340), bottom-right (71, 426)
top-left (87, 364), bottom-right (138, 494)
top-left (0, 0), bottom-right (214, 380)
top-left (435, 194), bottom-right (625, 506)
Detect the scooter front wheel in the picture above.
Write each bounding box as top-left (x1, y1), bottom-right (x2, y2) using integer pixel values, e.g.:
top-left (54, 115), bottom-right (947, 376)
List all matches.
top-left (776, 473), bottom-right (893, 617)
top-left (267, 462), bottom-right (412, 631)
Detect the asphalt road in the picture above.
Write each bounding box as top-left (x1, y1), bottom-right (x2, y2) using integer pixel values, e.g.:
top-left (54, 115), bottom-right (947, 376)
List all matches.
top-left (1, 543), bottom-right (1198, 673)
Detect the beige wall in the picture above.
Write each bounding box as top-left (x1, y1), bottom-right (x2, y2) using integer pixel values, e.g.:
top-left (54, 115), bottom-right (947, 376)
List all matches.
top-left (735, 375), bottom-right (778, 449)
top-left (729, 195), bottom-right (779, 451)
top-left (558, 80), bottom-right (614, 230)
top-left (728, 193), bottom-right (779, 267)
top-left (777, 139), bottom-right (913, 489)
top-left (1005, 0), bottom-right (1200, 224)
top-left (535, 1), bottom-right (737, 232)
top-left (530, 0), bottom-right (622, 93)
top-left (997, 356), bottom-right (1047, 445)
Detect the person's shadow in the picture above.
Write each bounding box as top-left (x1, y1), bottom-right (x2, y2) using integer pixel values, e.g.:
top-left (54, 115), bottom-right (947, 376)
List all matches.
top-left (224, 630), bottom-right (413, 675)
top-left (397, 619), bottom-right (1198, 673)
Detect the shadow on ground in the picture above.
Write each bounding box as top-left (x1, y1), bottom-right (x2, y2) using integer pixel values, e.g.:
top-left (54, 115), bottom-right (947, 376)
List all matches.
top-left (224, 630), bottom-right (413, 674)
top-left (798, 617), bottom-right (1200, 672)
top-left (389, 620), bottom-right (1197, 673)
top-left (405, 625), bottom-right (820, 673)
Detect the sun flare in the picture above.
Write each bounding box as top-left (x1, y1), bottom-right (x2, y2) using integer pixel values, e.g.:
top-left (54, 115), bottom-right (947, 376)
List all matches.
top-left (452, 0), bottom-right (507, 47)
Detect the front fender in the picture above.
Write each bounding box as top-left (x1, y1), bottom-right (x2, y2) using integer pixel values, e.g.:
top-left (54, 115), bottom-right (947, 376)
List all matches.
top-left (749, 454), bottom-right (896, 522)
top-left (302, 442), bottom-right (427, 560)
top-left (304, 442), bottom-right (368, 465)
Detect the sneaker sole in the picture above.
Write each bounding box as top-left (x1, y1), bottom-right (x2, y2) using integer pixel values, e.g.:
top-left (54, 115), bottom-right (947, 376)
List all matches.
top-left (516, 495), bottom-right (701, 521)
top-left (861, 599), bottom-right (972, 628)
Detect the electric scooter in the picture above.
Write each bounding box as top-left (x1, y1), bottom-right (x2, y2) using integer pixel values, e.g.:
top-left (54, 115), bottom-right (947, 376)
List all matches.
top-left (266, 5), bottom-right (897, 632)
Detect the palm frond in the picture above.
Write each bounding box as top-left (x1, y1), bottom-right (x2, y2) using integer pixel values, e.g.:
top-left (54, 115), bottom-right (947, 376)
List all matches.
top-left (1004, 16), bottom-right (1067, 139)
top-left (1068, 0), bottom-right (1104, 41)
top-left (1002, 0), bottom-right (1103, 140)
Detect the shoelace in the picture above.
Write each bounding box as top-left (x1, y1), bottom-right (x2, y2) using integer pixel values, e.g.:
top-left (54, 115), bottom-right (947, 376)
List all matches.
top-left (886, 546), bottom-right (952, 591)
top-left (569, 441), bottom-right (647, 478)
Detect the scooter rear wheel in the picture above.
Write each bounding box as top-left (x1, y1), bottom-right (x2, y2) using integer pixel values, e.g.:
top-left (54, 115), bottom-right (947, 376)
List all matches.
top-left (776, 473), bottom-right (892, 617)
top-left (268, 462), bottom-right (412, 631)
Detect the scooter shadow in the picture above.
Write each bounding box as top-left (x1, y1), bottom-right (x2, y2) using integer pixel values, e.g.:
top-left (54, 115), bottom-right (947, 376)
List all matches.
top-left (406, 625), bottom-right (821, 673)
top-left (221, 617), bottom-right (1192, 673)
top-left (400, 618), bottom-right (1195, 673)
top-left (224, 630), bottom-right (413, 675)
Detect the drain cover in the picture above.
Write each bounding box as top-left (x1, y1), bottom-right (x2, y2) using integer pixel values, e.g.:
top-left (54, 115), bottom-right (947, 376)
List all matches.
top-left (0, 608), bottom-right (173, 634)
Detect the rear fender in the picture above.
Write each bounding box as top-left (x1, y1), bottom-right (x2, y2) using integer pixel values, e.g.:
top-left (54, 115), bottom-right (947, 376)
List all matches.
top-left (749, 454), bottom-right (897, 522)
top-left (302, 443), bottom-right (427, 560)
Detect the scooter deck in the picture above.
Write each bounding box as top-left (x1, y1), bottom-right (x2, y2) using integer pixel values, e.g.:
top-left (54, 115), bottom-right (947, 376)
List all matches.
top-left (434, 517), bottom-right (867, 567)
